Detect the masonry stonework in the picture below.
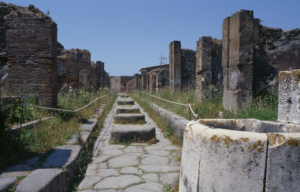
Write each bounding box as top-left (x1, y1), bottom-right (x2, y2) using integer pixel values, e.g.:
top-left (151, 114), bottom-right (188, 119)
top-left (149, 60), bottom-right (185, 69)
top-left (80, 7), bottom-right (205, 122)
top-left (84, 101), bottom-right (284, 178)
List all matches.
top-left (169, 41), bottom-right (181, 94)
top-left (0, 3), bottom-right (58, 107)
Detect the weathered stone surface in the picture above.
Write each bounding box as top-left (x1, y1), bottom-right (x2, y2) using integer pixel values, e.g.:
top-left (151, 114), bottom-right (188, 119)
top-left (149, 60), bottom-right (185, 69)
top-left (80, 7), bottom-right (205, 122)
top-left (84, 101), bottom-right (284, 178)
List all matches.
top-left (15, 169), bottom-right (67, 192)
top-left (169, 41), bottom-right (181, 94)
top-left (123, 146), bottom-right (144, 153)
top-left (125, 183), bottom-right (163, 192)
top-left (108, 155), bottom-right (139, 168)
top-left (162, 145), bottom-right (181, 150)
top-left (180, 121), bottom-right (267, 192)
top-left (160, 173), bottom-right (179, 187)
top-left (101, 149), bottom-right (124, 156)
top-left (116, 105), bottom-right (140, 113)
top-left (139, 165), bottom-right (180, 173)
top-left (97, 169), bottom-right (120, 177)
top-left (147, 150), bottom-right (169, 157)
top-left (78, 176), bottom-right (102, 190)
top-left (93, 175), bottom-right (143, 190)
top-left (100, 145), bottom-right (125, 150)
top-left (85, 164), bottom-right (98, 176)
top-left (0, 177), bottom-right (17, 191)
top-left (114, 114), bottom-right (145, 123)
top-left (120, 167), bottom-right (143, 175)
top-left (117, 98), bottom-right (134, 105)
top-left (141, 155), bottom-right (169, 166)
top-left (142, 174), bottom-right (159, 183)
top-left (91, 156), bottom-right (111, 164)
top-left (111, 124), bottom-right (156, 142)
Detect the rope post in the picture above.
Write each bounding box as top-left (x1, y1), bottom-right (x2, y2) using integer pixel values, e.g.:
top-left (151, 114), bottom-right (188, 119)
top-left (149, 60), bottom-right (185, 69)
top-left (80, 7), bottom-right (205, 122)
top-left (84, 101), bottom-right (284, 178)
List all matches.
top-left (18, 103), bottom-right (24, 149)
top-left (188, 99), bottom-right (191, 121)
top-left (71, 109), bottom-right (83, 147)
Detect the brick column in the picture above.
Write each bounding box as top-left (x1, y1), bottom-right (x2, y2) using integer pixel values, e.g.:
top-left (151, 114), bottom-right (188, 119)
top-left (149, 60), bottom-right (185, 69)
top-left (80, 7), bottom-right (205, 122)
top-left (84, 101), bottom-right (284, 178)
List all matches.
top-left (169, 41), bottom-right (181, 94)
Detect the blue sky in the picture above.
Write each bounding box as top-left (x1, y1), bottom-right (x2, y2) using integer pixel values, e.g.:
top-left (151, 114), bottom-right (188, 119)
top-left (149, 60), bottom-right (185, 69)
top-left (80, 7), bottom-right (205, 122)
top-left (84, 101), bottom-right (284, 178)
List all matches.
top-left (4, 0), bottom-right (300, 76)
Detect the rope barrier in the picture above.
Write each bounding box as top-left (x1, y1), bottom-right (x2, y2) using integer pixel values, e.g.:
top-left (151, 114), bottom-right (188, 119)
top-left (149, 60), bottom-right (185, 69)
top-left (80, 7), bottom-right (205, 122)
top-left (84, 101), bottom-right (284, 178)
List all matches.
top-left (22, 92), bottom-right (110, 112)
top-left (135, 91), bottom-right (198, 119)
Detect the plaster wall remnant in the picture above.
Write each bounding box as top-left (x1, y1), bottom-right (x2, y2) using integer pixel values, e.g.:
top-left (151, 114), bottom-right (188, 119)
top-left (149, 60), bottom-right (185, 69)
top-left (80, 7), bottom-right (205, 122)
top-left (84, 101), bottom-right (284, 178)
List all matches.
top-left (169, 41), bottom-right (181, 94)
top-left (0, 3), bottom-right (58, 107)
top-left (222, 10), bottom-right (260, 111)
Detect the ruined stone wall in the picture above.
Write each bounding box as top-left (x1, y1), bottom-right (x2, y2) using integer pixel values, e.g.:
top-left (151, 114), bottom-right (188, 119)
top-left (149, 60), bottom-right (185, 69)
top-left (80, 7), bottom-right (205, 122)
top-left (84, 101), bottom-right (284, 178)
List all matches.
top-left (156, 68), bottom-right (169, 93)
top-left (211, 39), bottom-right (223, 92)
top-left (78, 50), bottom-right (91, 91)
top-left (181, 49), bottom-right (196, 90)
top-left (169, 41), bottom-right (181, 94)
top-left (111, 76), bottom-right (120, 92)
top-left (126, 78), bottom-right (134, 93)
top-left (104, 71), bottom-right (110, 88)
top-left (0, 3), bottom-right (58, 107)
top-left (89, 61), bottom-right (97, 92)
top-left (253, 27), bottom-right (300, 92)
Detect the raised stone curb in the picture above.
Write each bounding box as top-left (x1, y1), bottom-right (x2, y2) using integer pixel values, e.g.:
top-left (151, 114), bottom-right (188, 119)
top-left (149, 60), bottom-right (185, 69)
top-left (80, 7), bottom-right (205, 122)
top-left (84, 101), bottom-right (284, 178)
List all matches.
top-left (0, 177), bottom-right (17, 192)
top-left (116, 105), bottom-right (140, 113)
top-left (114, 113), bottom-right (145, 123)
top-left (12, 104), bottom-right (108, 192)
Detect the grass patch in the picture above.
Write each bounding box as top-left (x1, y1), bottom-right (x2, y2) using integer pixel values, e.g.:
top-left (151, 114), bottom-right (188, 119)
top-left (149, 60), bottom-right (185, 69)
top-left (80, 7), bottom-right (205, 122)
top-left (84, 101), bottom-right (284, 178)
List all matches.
top-left (0, 88), bottom-right (110, 171)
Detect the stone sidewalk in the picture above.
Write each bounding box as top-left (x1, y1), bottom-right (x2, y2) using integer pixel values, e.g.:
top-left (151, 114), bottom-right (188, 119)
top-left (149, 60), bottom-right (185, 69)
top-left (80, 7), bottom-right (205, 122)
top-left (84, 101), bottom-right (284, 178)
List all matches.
top-left (77, 100), bottom-right (181, 192)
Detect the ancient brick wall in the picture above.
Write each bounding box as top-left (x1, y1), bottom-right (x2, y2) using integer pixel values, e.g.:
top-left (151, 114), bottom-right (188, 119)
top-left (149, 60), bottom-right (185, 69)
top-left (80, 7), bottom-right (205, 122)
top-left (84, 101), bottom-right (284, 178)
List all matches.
top-left (104, 72), bottom-right (110, 88)
top-left (0, 3), bottom-right (58, 107)
top-left (121, 76), bottom-right (132, 92)
top-left (156, 68), bottom-right (169, 93)
top-left (181, 49), bottom-right (196, 90)
top-left (89, 61), bottom-right (97, 92)
top-left (126, 78), bottom-right (134, 93)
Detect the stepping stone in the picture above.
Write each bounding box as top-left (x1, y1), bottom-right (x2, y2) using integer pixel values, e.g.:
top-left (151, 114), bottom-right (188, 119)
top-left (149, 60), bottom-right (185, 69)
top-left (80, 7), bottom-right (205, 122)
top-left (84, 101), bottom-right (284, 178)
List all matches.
top-left (139, 165), bottom-right (180, 173)
top-left (97, 169), bottom-right (120, 177)
top-left (108, 155), bottom-right (139, 168)
top-left (124, 146), bottom-right (144, 153)
top-left (120, 167), bottom-right (143, 175)
top-left (111, 124), bottom-right (156, 142)
top-left (102, 149), bottom-right (124, 156)
top-left (91, 156), bottom-right (111, 164)
top-left (117, 98), bottom-right (134, 105)
top-left (93, 175), bottom-right (143, 190)
top-left (142, 174), bottom-right (159, 183)
top-left (114, 114), bottom-right (145, 124)
top-left (116, 105), bottom-right (140, 113)
top-left (141, 155), bottom-right (169, 166)
top-left (160, 173), bottom-right (180, 187)
top-left (78, 176), bottom-right (102, 190)
top-left (125, 183), bottom-right (163, 192)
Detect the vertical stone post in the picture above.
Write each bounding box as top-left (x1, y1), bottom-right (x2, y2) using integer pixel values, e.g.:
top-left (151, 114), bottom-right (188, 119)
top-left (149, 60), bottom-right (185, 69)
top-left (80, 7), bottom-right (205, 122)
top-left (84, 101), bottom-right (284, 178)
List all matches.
top-left (194, 37), bottom-right (212, 102)
top-left (100, 62), bottom-right (104, 88)
top-left (135, 73), bottom-right (139, 91)
top-left (222, 10), bottom-right (259, 111)
top-left (169, 41), bottom-right (181, 94)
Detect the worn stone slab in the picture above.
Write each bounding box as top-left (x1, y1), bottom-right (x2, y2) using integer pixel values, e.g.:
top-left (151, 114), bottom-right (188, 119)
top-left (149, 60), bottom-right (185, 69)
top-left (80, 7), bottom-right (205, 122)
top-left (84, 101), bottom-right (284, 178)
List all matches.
top-left (111, 124), bottom-right (156, 142)
top-left (139, 165), bottom-right (180, 173)
top-left (160, 173), bottom-right (179, 187)
top-left (108, 155), bottom-right (139, 168)
top-left (123, 146), bottom-right (144, 153)
top-left (78, 176), bottom-right (102, 190)
top-left (93, 175), bottom-right (143, 190)
top-left (142, 155), bottom-right (169, 166)
top-left (142, 174), bottom-right (159, 183)
top-left (85, 164), bottom-right (98, 176)
top-left (116, 105), bottom-right (140, 113)
top-left (114, 114), bottom-right (145, 123)
top-left (0, 177), bottom-right (17, 191)
top-left (179, 121), bottom-right (267, 192)
top-left (120, 167), bottom-right (143, 175)
top-left (15, 169), bottom-right (67, 192)
top-left (100, 145), bottom-right (125, 150)
top-left (101, 149), bottom-right (124, 156)
top-left (162, 145), bottom-right (181, 150)
top-left (97, 169), bottom-right (120, 177)
top-left (125, 182), bottom-right (163, 192)
top-left (147, 150), bottom-right (169, 157)
top-left (91, 156), bottom-right (112, 164)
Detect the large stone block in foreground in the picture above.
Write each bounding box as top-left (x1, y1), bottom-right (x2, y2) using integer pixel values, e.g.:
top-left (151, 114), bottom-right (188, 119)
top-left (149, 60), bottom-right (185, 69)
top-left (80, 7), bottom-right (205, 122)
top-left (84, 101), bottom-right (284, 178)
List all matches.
top-left (111, 124), bottom-right (156, 142)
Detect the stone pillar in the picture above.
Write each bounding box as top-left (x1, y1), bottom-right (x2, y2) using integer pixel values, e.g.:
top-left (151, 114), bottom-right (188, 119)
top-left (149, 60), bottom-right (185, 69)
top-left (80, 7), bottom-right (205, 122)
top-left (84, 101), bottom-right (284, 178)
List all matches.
top-left (278, 70), bottom-right (300, 123)
top-left (134, 73), bottom-right (139, 91)
top-left (169, 41), bottom-right (181, 94)
top-left (100, 62), bottom-right (104, 88)
top-left (141, 71), bottom-right (147, 91)
top-left (222, 10), bottom-right (259, 111)
top-left (194, 37), bottom-right (212, 102)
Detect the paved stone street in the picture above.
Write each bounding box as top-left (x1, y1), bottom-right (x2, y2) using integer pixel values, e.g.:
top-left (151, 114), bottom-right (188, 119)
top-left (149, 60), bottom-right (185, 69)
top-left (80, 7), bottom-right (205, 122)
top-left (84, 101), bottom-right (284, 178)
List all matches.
top-left (77, 97), bottom-right (181, 192)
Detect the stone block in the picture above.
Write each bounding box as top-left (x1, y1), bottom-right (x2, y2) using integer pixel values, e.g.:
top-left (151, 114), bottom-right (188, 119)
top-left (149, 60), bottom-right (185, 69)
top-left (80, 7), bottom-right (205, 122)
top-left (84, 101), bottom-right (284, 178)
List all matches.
top-left (169, 41), bottom-right (181, 94)
top-left (116, 105), bottom-right (140, 113)
top-left (196, 36), bottom-right (212, 72)
top-left (278, 70), bottom-right (300, 122)
top-left (194, 71), bottom-right (212, 102)
top-left (180, 121), bottom-right (267, 192)
top-left (222, 89), bottom-right (252, 111)
top-left (15, 169), bottom-right (67, 192)
top-left (111, 124), bottom-right (156, 142)
top-left (266, 133), bottom-right (300, 192)
top-left (0, 177), bottom-right (17, 191)
top-left (114, 114), bottom-right (145, 124)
